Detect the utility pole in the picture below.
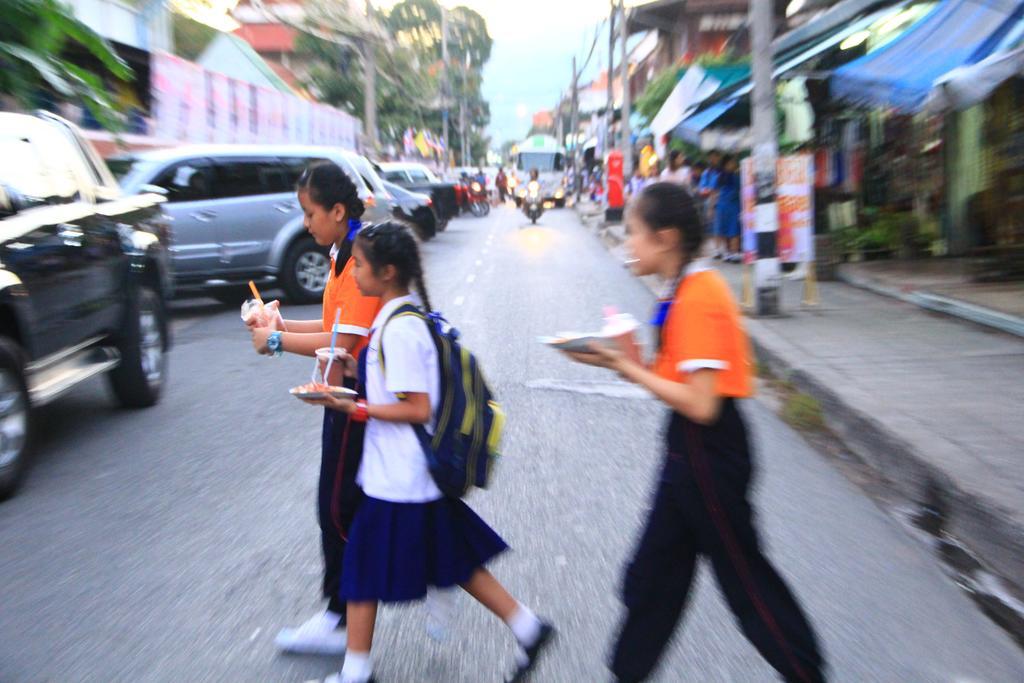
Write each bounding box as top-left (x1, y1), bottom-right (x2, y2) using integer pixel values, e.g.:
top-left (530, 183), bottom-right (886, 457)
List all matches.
top-left (618, 0), bottom-right (632, 178)
top-left (363, 0), bottom-right (378, 152)
top-left (570, 56), bottom-right (580, 200)
top-left (750, 0), bottom-right (780, 315)
top-left (606, 0), bottom-right (615, 157)
top-left (460, 98), bottom-right (468, 166)
top-left (441, 6), bottom-right (450, 169)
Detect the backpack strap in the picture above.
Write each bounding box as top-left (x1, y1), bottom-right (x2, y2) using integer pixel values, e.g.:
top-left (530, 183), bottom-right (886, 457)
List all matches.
top-left (378, 303), bottom-right (427, 397)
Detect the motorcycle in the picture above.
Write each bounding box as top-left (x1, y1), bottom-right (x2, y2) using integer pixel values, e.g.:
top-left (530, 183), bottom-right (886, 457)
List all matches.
top-left (467, 179), bottom-right (490, 217)
top-left (522, 180), bottom-right (543, 224)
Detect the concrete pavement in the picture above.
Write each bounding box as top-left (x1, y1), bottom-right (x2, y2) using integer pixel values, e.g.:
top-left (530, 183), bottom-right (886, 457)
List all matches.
top-left (0, 206), bottom-right (1022, 681)
top-left (579, 199), bottom-right (1024, 623)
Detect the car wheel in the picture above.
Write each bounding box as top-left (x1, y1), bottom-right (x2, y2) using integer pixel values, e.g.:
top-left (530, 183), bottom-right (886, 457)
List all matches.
top-left (412, 208), bottom-right (436, 241)
top-left (108, 285), bottom-right (166, 409)
top-left (281, 236), bottom-right (331, 304)
top-left (0, 337), bottom-right (30, 501)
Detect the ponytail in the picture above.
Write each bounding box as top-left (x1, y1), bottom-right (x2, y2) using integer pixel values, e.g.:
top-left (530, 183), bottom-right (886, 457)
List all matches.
top-left (296, 161), bottom-right (366, 275)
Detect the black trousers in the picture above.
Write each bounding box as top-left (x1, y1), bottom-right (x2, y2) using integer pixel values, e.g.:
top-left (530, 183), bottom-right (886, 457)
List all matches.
top-left (611, 402), bottom-right (826, 683)
top-left (318, 402), bottom-right (365, 617)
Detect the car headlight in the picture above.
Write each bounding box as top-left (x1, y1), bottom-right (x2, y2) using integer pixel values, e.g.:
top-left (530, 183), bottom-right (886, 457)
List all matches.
top-left (554, 188), bottom-right (564, 198)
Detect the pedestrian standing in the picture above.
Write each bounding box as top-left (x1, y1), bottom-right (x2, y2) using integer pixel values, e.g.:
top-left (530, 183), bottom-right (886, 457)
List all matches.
top-left (698, 151), bottom-right (723, 257)
top-left (306, 222), bottom-right (556, 683)
top-left (496, 167), bottom-right (508, 203)
top-left (627, 168), bottom-right (647, 198)
top-left (659, 149), bottom-right (691, 187)
top-left (248, 162), bottom-right (382, 656)
top-left (563, 183), bottom-right (827, 683)
top-left (715, 155), bottom-right (742, 262)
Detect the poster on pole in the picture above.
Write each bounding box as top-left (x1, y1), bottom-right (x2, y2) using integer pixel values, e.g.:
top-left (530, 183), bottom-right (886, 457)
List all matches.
top-left (776, 154), bottom-right (815, 263)
top-left (740, 157), bottom-right (757, 264)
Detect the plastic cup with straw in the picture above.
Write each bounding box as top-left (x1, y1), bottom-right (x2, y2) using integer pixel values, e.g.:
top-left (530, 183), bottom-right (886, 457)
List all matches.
top-left (318, 307), bottom-right (342, 386)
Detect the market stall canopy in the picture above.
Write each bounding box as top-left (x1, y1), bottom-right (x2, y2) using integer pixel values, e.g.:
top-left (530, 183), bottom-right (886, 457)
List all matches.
top-left (831, 0), bottom-right (1024, 112)
top-left (649, 65), bottom-right (751, 139)
top-left (676, 98), bottom-right (743, 144)
top-left (924, 45), bottom-right (1024, 112)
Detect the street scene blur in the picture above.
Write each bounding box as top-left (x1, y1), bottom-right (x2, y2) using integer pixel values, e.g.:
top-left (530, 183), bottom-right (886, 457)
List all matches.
top-left (2, 0), bottom-right (1024, 681)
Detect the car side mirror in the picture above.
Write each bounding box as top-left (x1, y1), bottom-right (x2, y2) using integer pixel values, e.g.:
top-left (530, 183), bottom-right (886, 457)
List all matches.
top-left (140, 184), bottom-right (169, 197)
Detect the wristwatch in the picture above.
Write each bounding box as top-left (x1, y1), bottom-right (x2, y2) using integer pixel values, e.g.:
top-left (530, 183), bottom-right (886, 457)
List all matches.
top-left (267, 331), bottom-right (283, 356)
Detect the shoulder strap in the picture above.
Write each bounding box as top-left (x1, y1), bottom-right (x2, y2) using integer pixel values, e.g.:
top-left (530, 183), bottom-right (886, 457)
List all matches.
top-left (378, 303), bottom-right (425, 379)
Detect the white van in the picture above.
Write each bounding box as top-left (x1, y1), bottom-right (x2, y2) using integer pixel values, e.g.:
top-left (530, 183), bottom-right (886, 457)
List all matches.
top-left (513, 134), bottom-right (567, 207)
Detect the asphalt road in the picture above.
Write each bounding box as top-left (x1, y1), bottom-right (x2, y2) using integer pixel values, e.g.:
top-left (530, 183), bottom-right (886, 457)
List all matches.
top-left (1, 205), bottom-right (1022, 683)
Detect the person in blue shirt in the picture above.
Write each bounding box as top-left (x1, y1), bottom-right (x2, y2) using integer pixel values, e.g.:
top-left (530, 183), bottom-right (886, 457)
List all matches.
top-left (715, 154), bottom-right (742, 262)
top-left (697, 151), bottom-right (723, 256)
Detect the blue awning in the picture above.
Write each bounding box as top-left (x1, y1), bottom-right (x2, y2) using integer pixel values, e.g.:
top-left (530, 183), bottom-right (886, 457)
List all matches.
top-left (676, 99), bottom-right (741, 145)
top-left (831, 0), bottom-right (1024, 112)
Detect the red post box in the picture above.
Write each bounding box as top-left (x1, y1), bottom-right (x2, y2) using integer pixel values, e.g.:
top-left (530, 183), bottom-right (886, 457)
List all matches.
top-left (605, 149), bottom-right (625, 221)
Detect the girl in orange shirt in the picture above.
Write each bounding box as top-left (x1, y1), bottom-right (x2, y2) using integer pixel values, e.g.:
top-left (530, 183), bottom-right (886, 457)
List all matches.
top-left (249, 162), bottom-right (381, 656)
top-left (565, 182), bottom-right (826, 682)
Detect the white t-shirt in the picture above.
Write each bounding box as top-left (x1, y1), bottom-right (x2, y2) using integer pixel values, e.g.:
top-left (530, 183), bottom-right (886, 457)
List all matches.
top-left (661, 166), bottom-right (691, 187)
top-left (359, 295), bottom-right (443, 503)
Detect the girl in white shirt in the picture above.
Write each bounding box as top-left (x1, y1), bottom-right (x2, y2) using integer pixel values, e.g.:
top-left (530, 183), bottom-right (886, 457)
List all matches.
top-left (306, 221), bottom-right (554, 683)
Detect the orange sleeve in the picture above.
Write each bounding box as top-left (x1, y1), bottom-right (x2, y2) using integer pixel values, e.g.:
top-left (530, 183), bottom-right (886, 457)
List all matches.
top-left (676, 295), bottom-right (731, 375)
top-left (334, 273), bottom-right (379, 336)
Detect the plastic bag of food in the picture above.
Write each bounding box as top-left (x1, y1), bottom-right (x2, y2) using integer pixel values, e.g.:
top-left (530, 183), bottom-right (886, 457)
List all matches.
top-left (241, 299), bottom-right (285, 330)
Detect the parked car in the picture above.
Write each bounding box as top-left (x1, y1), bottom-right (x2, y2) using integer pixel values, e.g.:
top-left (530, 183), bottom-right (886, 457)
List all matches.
top-left (112, 146), bottom-right (391, 304)
top-left (383, 181), bottom-right (438, 240)
top-left (0, 112), bottom-right (173, 499)
top-left (377, 162), bottom-right (459, 228)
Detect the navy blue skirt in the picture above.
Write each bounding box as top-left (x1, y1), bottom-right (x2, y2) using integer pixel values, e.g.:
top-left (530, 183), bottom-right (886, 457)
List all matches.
top-left (339, 496), bottom-right (509, 603)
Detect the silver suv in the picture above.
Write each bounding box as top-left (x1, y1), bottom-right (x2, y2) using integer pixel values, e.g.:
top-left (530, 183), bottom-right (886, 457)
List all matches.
top-left (112, 145), bottom-right (392, 303)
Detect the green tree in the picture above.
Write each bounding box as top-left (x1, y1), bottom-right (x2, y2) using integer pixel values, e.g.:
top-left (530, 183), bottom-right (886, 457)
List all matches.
top-left (635, 65), bottom-right (679, 126)
top-left (0, 0), bottom-right (133, 130)
top-left (172, 12), bottom-right (218, 62)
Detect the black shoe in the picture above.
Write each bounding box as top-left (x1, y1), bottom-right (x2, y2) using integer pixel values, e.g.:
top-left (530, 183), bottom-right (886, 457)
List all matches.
top-left (505, 622), bottom-right (556, 682)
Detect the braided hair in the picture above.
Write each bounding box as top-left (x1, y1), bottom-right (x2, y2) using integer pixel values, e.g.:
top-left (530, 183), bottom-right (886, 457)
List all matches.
top-left (630, 182), bottom-right (705, 272)
top-left (296, 161), bottom-right (366, 275)
top-left (354, 220), bottom-right (433, 313)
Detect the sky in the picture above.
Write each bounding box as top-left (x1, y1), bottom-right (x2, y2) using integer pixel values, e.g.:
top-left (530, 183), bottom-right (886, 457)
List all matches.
top-left (373, 0), bottom-right (617, 146)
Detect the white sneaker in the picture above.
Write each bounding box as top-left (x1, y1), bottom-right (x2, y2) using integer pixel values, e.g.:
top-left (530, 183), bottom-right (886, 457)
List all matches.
top-left (275, 611), bottom-right (347, 655)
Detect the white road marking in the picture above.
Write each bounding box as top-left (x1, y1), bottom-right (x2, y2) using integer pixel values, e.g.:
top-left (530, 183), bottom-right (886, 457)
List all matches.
top-left (455, 295), bottom-right (465, 306)
top-left (466, 274), bottom-right (476, 284)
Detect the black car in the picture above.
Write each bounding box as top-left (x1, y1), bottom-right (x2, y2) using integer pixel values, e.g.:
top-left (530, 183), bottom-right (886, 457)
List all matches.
top-left (0, 112), bottom-right (172, 499)
top-left (377, 162), bottom-right (459, 228)
top-left (384, 180), bottom-right (438, 240)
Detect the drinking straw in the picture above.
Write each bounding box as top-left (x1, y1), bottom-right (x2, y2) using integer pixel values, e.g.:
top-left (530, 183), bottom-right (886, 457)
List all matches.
top-left (322, 307), bottom-right (341, 385)
top-left (248, 280), bottom-right (263, 305)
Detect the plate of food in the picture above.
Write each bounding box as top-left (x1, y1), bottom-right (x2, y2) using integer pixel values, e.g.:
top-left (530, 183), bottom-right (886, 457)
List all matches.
top-left (290, 383), bottom-right (358, 401)
top-left (537, 334), bottom-right (616, 353)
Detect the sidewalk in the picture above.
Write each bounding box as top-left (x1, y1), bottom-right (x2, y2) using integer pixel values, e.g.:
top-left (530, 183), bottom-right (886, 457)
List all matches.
top-left (838, 259), bottom-right (1024, 338)
top-left (576, 201), bottom-right (1024, 593)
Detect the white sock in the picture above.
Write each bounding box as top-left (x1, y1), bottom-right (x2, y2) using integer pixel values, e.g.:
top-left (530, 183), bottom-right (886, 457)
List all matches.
top-left (340, 651), bottom-right (372, 683)
top-left (506, 602), bottom-right (542, 647)
top-left (325, 610), bottom-right (344, 629)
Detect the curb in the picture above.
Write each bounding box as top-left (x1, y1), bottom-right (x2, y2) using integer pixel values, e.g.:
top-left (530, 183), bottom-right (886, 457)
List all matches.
top-left (837, 269), bottom-right (1024, 339)
top-left (577, 205), bottom-right (1024, 597)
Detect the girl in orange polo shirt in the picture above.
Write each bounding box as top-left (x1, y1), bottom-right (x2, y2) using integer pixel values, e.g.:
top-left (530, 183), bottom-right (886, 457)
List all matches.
top-left (249, 162), bottom-right (382, 656)
top-left (566, 182), bottom-right (826, 683)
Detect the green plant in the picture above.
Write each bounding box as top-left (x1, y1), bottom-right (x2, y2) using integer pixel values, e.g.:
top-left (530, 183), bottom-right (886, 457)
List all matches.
top-left (782, 393), bottom-right (825, 431)
top-left (635, 65), bottom-right (680, 125)
top-left (0, 0), bottom-right (133, 130)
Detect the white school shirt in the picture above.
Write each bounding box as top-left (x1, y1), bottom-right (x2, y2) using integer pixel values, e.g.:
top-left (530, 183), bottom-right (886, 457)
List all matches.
top-left (359, 295), bottom-right (443, 503)
top-left (660, 166), bottom-right (691, 187)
